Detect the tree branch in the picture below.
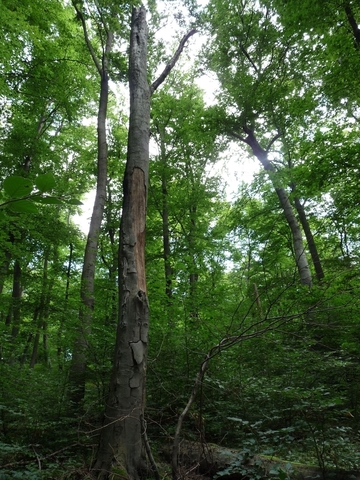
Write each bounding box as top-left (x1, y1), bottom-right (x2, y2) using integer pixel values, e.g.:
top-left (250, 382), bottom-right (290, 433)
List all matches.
top-left (229, 130), bottom-right (247, 143)
top-left (344, 3), bottom-right (360, 48)
top-left (231, 126), bottom-right (274, 170)
top-left (266, 131), bottom-right (282, 152)
top-left (239, 43), bottom-right (259, 73)
top-left (150, 29), bottom-right (198, 95)
top-left (72, 1), bottom-right (102, 76)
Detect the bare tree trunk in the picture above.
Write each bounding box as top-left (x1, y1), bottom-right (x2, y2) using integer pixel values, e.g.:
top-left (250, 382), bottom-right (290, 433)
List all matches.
top-left (231, 127), bottom-right (312, 287)
top-left (93, 8), bottom-right (197, 478)
top-left (69, 1), bottom-right (113, 407)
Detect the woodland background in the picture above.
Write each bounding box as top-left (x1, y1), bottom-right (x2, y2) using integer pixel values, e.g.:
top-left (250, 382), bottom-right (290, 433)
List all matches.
top-left (1, 0), bottom-right (360, 479)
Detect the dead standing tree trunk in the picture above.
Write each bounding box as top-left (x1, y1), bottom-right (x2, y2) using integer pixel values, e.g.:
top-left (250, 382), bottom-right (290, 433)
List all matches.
top-left (231, 127), bottom-right (312, 287)
top-left (92, 7), bottom-right (196, 479)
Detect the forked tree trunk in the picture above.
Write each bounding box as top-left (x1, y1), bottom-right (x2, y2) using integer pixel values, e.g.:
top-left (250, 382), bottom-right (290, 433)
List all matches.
top-left (93, 8), bottom-right (196, 478)
top-left (231, 127), bottom-right (312, 287)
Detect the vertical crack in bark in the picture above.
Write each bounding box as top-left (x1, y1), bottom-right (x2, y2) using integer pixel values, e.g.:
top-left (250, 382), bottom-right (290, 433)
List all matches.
top-left (131, 167), bottom-right (147, 293)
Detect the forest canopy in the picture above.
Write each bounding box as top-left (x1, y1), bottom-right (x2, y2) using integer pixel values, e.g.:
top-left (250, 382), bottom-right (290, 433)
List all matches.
top-left (1, 0), bottom-right (360, 479)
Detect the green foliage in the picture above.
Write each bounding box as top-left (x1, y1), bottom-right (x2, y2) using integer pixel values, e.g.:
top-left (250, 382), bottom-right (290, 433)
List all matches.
top-left (2, 0), bottom-right (360, 478)
top-left (0, 174), bottom-right (82, 213)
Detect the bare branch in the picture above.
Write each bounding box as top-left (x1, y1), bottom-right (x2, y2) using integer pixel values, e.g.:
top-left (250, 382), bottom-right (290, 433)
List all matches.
top-left (150, 29), bottom-right (198, 95)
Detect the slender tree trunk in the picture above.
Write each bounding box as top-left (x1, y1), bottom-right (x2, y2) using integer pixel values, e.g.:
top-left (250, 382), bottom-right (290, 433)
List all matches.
top-left (0, 249), bottom-right (12, 295)
top-left (293, 196), bottom-right (324, 281)
top-left (93, 12), bottom-right (196, 477)
top-left (188, 205), bottom-right (199, 317)
top-left (57, 242), bottom-right (73, 367)
top-left (231, 127), bottom-right (312, 287)
top-left (69, 72), bottom-right (109, 399)
top-left (162, 161), bottom-right (173, 300)
top-left (155, 124), bottom-right (173, 300)
top-left (274, 187), bottom-right (312, 286)
top-left (20, 333), bottom-right (33, 367)
top-left (69, 3), bottom-right (113, 406)
top-left (6, 260), bottom-right (22, 335)
top-left (102, 182), bottom-right (118, 327)
top-left (30, 254), bottom-right (50, 368)
top-left (4, 260), bottom-right (22, 363)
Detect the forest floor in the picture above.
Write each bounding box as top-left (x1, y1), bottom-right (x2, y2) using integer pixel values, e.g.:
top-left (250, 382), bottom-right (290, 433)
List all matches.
top-left (161, 440), bottom-right (360, 480)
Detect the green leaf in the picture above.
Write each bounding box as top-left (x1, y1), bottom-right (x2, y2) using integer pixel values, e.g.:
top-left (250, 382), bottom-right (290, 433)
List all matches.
top-left (64, 199), bottom-right (83, 205)
top-left (8, 200), bottom-right (39, 213)
top-left (31, 196), bottom-right (63, 205)
top-left (34, 173), bottom-right (56, 193)
top-left (269, 468), bottom-right (280, 475)
top-left (3, 176), bottom-right (33, 198)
